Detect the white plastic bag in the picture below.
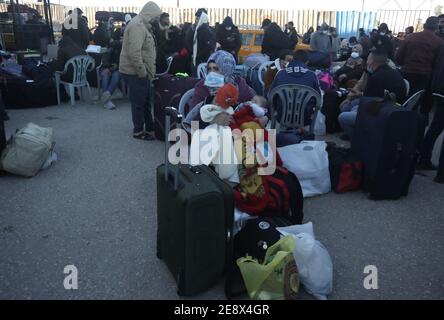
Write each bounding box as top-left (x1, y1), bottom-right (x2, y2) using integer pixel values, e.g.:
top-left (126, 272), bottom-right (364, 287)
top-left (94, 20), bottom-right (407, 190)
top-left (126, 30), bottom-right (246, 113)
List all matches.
top-left (277, 224), bottom-right (333, 300)
top-left (313, 111), bottom-right (326, 136)
top-left (278, 141), bottom-right (331, 197)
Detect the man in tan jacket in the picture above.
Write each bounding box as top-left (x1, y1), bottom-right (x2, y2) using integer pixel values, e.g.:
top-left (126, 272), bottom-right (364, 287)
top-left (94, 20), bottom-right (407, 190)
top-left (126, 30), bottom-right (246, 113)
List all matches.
top-left (120, 1), bottom-right (161, 140)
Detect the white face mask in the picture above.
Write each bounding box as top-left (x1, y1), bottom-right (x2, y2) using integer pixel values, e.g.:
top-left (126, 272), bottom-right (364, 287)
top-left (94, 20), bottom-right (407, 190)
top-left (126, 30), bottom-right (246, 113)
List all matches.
top-left (225, 26), bottom-right (232, 31)
top-left (204, 72), bottom-right (225, 88)
top-left (351, 52), bottom-right (360, 59)
top-left (322, 30), bottom-right (328, 35)
top-left (380, 32), bottom-right (386, 36)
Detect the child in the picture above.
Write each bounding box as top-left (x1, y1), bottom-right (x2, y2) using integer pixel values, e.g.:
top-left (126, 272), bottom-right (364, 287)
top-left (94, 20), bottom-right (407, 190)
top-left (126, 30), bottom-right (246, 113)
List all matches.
top-left (235, 95), bottom-right (269, 127)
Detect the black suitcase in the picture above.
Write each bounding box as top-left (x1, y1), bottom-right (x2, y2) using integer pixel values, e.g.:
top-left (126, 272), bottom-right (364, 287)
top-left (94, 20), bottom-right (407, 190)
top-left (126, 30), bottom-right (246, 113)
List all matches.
top-left (351, 97), bottom-right (421, 200)
top-left (156, 107), bottom-right (234, 296)
top-left (153, 75), bottom-right (199, 140)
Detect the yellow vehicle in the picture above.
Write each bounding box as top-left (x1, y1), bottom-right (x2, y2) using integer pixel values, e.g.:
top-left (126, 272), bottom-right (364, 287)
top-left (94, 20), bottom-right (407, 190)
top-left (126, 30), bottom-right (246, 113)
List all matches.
top-left (238, 29), bottom-right (311, 63)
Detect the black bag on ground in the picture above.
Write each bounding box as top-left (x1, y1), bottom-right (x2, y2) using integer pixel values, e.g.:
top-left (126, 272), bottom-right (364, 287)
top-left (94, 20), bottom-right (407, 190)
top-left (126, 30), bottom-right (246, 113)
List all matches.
top-left (0, 65), bottom-right (57, 109)
top-left (22, 59), bottom-right (53, 84)
top-left (351, 97), bottom-right (422, 200)
top-left (153, 74), bottom-right (199, 140)
top-left (156, 107), bottom-right (234, 296)
top-left (327, 145), bottom-right (364, 193)
top-left (321, 90), bottom-right (347, 134)
top-left (225, 216), bottom-right (292, 299)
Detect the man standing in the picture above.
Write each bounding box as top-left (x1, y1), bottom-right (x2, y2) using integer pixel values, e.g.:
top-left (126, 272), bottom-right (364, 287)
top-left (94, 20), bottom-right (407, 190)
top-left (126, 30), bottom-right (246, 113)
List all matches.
top-left (285, 21), bottom-right (299, 48)
top-left (216, 16), bottom-right (241, 62)
top-left (395, 17), bottom-right (443, 116)
top-left (438, 14), bottom-right (444, 40)
top-left (310, 23), bottom-right (332, 53)
top-left (417, 42), bottom-right (444, 183)
top-left (119, 1), bottom-right (162, 141)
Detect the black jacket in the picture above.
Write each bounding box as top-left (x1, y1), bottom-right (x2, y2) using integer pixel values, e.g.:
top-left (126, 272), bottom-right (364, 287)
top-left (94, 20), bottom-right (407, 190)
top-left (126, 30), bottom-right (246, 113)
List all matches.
top-left (216, 18), bottom-right (241, 56)
top-left (93, 23), bottom-right (111, 47)
top-left (261, 23), bottom-right (292, 60)
top-left (431, 43), bottom-right (444, 96)
top-left (52, 36), bottom-right (87, 82)
top-left (195, 24), bottom-right (216, 66)
top-left (364, 64), bottom-right (407, 103)
top-left (62, 15), bottom-right (90, 50)
top-left (287, 29), bottom-right (299, 48)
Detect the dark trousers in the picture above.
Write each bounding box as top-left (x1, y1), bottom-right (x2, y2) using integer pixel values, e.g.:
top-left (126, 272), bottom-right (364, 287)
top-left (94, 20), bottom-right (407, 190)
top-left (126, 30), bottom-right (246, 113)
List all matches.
top-left (121, 74), bottom-right (153, 134)
top-left (420, 97), bottom-right (444, 177)
top-left (402, 72), bottom-right (433, 116)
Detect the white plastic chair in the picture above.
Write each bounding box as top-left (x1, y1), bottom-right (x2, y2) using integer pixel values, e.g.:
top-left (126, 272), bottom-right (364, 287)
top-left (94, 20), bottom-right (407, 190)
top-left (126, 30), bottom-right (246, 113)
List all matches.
top-left (156, 56), bottom-right (174, 77)
top-left (268, 84), bottom-right (322, 134)
top-left (258, 61), bottom-right (274, 89)
top-left (55, 55), bottom-right (95, 106)
top-left (403, 78), bottom-right (410, 97)
top-left (197, 63), bottom-right (207, 79)
top-left (178, 88), bottom-right (195, 133)
top-left (402, 89), bottom-right (425, 112)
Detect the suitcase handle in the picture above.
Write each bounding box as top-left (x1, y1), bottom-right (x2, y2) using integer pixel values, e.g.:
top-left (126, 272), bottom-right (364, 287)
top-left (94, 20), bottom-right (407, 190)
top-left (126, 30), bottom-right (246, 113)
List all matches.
top-left (164, 107), bottom-right (182, 190)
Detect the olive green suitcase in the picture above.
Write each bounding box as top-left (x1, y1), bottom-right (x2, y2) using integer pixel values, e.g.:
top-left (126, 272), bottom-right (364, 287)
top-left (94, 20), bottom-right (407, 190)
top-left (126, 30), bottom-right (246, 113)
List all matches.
top-left (156, 107), bottom-right (234, 296)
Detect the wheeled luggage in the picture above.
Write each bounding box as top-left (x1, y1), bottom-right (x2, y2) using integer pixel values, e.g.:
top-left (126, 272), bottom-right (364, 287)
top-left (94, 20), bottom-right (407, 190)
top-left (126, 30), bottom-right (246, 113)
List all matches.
top-left (351, 97), bottom-right (422, 200)
top-left (156, 107), bottom-right (234, 296)
top-left (153, 75), bottom-right (199, 140)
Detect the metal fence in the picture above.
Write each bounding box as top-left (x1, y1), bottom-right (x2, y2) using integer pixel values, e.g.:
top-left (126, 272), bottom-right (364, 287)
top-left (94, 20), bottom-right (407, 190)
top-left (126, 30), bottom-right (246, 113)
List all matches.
top-left (0, 2), bottom-right (434, 36)
top-left (375, 10), bottom-right (431, 34)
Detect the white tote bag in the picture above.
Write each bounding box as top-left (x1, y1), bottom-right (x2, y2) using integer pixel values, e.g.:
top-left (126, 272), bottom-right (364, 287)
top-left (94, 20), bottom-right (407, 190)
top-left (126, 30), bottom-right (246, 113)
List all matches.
top-left (278, 141), bottom-right (331, 197)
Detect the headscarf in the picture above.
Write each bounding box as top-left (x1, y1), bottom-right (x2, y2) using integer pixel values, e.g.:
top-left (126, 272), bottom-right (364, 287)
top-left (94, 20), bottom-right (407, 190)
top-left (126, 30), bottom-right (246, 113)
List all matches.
top-left (207, 50), bottom-right (236, 84)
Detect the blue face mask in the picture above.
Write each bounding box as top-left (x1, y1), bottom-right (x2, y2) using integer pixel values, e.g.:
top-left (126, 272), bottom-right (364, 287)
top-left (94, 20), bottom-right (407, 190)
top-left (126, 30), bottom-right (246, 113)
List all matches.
top-left (204, 72), bottom-right (225, 88)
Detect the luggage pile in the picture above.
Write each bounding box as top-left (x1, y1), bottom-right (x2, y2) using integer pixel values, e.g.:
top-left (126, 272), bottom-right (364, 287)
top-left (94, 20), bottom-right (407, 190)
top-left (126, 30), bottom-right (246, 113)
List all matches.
top-left (154, 52), bottom-right (424, 300)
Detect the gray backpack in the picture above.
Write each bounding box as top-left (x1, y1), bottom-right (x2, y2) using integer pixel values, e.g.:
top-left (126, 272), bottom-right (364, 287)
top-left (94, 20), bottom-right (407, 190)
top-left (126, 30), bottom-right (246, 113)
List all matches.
top-left (1, 123), bottom-right (54, 177)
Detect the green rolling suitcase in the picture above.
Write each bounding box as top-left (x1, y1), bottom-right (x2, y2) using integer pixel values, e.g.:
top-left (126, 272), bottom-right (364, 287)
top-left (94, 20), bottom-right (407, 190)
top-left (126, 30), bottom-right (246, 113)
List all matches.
top-left (156, 107), bottom-right (234, 296)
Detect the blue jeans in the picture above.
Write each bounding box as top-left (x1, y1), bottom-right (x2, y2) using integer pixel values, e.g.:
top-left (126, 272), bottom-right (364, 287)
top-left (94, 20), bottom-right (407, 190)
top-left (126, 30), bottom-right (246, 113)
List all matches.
top-left (101, 69), bottom-right (121, 95)
top-left (420, 97), bottom-right (444, 177)
top-left (121, 74), bottom-right (153, 134)
top-left (338, 99), bottom-right (360, 137)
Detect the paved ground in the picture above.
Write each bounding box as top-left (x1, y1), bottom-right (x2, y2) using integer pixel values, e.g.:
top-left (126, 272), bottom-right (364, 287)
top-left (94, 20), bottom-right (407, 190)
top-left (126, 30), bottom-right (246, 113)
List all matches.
top-left (0, 99), bottom-right (443, 300)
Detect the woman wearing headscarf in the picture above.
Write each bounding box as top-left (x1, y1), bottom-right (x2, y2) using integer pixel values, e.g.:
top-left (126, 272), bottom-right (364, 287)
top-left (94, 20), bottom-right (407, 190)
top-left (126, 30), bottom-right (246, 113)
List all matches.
top-left (184, 50), bottom-right (256, 128)
top-left (192, 12), bottom-right (216, 72)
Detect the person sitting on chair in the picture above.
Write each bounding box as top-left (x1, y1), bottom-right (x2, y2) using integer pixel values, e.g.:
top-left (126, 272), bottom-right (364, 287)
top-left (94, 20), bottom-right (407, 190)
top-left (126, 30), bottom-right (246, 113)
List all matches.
top-left (269, 50), bottom-right (321, 126)
top-left (338, 48), bottom-right (407, 140)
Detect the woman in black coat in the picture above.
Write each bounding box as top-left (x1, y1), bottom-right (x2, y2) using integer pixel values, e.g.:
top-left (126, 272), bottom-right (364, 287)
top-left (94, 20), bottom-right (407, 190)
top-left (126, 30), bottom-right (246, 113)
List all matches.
top-left (261, 22), bottom-right (292, 60)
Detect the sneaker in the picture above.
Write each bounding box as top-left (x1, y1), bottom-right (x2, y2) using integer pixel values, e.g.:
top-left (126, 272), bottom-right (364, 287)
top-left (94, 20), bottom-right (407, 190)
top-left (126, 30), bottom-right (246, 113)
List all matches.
top-left (416, 160), bottom-right (437, 171)
top-left (104, 100), bottom-right (116, 110)
top-left (101, 91), bottom-right (111, 103)
top-left (434, 175), bottom-right (444, 184)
